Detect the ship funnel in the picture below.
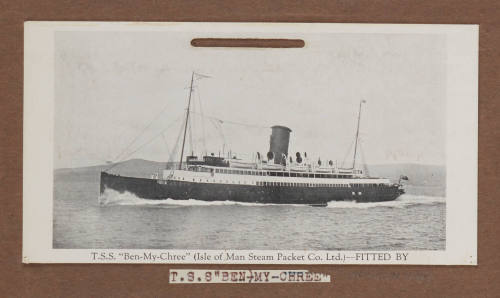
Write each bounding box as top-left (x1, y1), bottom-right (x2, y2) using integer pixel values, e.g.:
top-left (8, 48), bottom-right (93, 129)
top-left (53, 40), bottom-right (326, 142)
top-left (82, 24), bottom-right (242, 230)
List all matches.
top-left (269, 125), bottom-right (292, 164)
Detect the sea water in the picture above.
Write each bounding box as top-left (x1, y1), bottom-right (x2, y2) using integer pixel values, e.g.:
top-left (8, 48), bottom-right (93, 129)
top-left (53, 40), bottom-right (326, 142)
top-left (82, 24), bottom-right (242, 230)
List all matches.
top-left (53, 171), bottom-right (445, 250)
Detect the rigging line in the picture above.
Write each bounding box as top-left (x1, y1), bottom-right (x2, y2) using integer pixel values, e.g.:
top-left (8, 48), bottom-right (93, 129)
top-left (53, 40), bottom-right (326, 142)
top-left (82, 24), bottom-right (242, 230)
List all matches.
top-left (359, 140), bottom-right (370, 177)
top-left (192, 89), bottom-right (200, 155)
top-left (189, 111), bottom-right (271, 129)
top-left (341, 138), bottom-right (356, 169)
top-left (105, 115), bottom-right (183, 172)
top-left (118, 115), bottom-right (183, 164)
top-left (208, 118), bottom-right (226, 156)
top-left (178, 72), bottom-right (196, 170)
top-left (196, 87), bottom-right (207, 153)
top-left (216, 119), bottom-right (227, 154)
top-left (160, 132), bottom-right (171, 159)
top-left (188, 99), bottom-right (194, 156)
top-left (167, 119), bottom-right (185, 170)
top-left (112, 100), bottom-right (174, 163)
top-left (209, 118), bottom-right (226, 148)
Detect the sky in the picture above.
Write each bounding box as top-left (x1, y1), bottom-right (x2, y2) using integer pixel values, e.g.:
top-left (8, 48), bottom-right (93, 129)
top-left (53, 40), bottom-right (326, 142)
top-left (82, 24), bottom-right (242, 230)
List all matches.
top-left (54, 29), bottom-right (446, 169)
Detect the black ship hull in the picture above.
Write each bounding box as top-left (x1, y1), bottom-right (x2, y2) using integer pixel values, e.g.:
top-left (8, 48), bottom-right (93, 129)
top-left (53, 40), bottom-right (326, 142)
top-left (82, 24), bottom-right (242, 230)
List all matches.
top-left (100, 172), bottom-right (404, 206)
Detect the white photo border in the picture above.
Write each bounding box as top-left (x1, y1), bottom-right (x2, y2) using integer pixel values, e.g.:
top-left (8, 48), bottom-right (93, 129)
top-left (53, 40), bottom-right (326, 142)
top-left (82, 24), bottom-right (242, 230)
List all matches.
top-left (23, 22), bottom-right (477, 265)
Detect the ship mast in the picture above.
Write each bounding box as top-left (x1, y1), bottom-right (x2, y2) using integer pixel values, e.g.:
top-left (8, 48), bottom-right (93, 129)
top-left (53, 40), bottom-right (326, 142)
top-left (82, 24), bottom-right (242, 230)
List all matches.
top-left (352, 99), bottom-right (366, 169)
top-left (179, 71), bottom-right (195, 170)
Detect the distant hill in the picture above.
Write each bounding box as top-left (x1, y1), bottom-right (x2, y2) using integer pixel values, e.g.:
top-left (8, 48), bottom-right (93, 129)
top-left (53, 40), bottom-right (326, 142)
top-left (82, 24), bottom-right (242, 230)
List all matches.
top-left (368, 164), bottom-right (446, 196)
top-left (368, 164), bottom-right (445, 187)
top-left (55, 159), bottom-right (175, 178)
top-left (55, 159), bottom-right (446, 196)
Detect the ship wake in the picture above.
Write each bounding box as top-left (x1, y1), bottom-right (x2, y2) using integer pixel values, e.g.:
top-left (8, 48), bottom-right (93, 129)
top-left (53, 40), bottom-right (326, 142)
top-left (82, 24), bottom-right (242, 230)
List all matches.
top-left (99, 188), bottom-right (444, 208)
top-left (98, 188), bottom-right (307, 207)
top-left (326, 194), bottom-right (445, 209)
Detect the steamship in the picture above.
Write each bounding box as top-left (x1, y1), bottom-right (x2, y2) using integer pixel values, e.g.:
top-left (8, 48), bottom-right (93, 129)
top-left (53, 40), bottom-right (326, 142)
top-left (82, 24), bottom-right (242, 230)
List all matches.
top-left (100, 72), bottom-right (406, 206)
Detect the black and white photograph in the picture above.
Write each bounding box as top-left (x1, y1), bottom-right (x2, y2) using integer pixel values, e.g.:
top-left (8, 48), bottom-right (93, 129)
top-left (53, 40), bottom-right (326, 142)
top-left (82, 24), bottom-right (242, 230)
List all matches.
top-left (23, 22), bottom-right (477, 264)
